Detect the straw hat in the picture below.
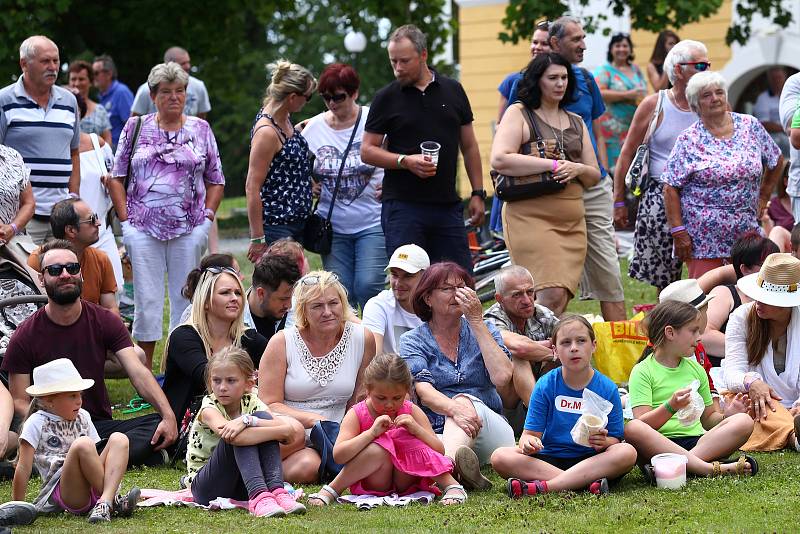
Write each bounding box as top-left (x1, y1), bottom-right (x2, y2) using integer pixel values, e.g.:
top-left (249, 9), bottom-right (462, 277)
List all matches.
top-left (659, 279), bottom-right (714, 309)
top-left (737, 253), bottom-right (800, 308)
top-left (25, 358), bottom-right (94, 397)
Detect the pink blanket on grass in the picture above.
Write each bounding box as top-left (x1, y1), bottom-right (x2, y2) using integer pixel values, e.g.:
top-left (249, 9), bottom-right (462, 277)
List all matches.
top-left (138, 487), bottom-right (304, 510)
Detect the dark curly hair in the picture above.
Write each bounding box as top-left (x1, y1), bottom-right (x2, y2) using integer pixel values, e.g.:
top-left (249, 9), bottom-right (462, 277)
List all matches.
top-left (517, 52), bottom-right (576, 110)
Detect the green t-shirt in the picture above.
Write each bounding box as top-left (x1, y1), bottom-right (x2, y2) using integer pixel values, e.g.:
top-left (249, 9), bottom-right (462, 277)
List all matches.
top-left (792, 105), bottom-right (800, 129)
top-left (185, 388), bottom-right (268, 481)
top-left (628, 355), bottom-right (712, 438)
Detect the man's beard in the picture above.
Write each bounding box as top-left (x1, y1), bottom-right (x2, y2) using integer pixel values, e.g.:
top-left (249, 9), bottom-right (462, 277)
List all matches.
top-left (45, 278), bottom-right (82, 305)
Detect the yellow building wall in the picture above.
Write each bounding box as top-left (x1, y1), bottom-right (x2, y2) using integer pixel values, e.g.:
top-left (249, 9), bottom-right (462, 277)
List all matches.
top-left (457, 1), bottom-right (733, 195)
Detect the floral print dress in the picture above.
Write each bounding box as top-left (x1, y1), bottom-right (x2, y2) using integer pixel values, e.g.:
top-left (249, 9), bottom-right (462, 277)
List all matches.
top-left (593, 62), bottom-right (646, 173)
top-left (662, 112), bottom-right (781, 259)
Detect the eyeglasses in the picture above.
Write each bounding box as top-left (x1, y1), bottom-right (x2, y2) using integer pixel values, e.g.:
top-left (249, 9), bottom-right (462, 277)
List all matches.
top-left (300, 272), bottom-right (339, 286)
top-left (680, 61), bottom-right (711, 72)
top-left (297, 91), bottom-right (313, 102)
top-left (321, 92), bottom-right (348, 103)
top-left (77, 213), bottom-right (99, 226)
top-left (436, 284), bottom-right (466, 294)
top-left (43, 262), bottom-right (81, 276)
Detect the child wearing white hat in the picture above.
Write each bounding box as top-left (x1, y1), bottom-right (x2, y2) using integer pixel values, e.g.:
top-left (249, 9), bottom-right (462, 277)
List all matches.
top-left (12, 358), bottom-right (139, 523)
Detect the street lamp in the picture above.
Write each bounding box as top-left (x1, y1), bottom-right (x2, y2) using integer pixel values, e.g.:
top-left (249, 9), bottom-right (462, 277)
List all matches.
top-left (344, 31), bottom-right (367, 53)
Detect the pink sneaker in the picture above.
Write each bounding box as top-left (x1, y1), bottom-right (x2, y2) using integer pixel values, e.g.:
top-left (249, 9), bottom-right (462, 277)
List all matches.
top-left (248, 491), bottom-right (285, 518)
top-left (272, 487), bottom-right (307, 515)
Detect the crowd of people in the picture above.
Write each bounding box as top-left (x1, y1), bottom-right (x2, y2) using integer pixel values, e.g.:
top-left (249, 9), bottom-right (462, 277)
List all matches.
top-left (0, 15), bottom-right (798, 525)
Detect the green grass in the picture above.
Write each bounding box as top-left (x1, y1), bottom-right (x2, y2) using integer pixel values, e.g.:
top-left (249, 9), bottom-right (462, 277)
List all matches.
top-left (15, 242), bottom-right (786, 532)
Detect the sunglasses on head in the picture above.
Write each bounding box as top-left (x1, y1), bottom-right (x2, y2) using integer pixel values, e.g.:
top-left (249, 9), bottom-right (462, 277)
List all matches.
top-left (44, 262), bottom-right (81, 276)
top-left (300, 272), bottom-right (339, 286)
top-left (536, 20), bottom-right (550, 30)
top-left (680, 61), bottom-right (711, 72)
top-left (321, 92), bottom-right (348, 103)
top-left (203, 266), bottom-right (239, 276)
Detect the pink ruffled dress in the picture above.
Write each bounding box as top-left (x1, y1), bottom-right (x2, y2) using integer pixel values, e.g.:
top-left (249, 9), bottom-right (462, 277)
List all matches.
top-left (349, 400), bottom-right (453, 496)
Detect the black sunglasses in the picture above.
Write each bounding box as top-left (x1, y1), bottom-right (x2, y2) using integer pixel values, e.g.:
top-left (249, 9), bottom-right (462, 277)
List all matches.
top-left (321, 92), bottom-right (348, 103)
top-left (44, 262), bottom-right (81, 276)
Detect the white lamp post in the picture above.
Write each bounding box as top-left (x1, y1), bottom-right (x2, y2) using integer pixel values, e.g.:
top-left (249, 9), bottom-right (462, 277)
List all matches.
top-left (344, 31), bottom-right (367, 53)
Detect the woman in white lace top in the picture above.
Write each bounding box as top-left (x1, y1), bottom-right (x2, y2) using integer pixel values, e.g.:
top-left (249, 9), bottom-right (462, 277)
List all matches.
top-left (259, 270), bottom-right (376, 483)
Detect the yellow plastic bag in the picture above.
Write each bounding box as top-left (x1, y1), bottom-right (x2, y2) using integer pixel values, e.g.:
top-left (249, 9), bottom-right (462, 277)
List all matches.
top-left (591, 312), bottom-right (647, 385)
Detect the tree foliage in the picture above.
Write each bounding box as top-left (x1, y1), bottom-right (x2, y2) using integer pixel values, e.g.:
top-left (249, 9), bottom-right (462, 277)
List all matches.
top-left (498, 0), bottom-right (793, 46)
top-left (0, 0), bottom-right (454, 194)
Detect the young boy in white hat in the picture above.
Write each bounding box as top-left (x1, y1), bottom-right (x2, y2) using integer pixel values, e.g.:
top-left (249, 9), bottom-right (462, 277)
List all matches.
top-left (12, 358), bottom-right (139, 523)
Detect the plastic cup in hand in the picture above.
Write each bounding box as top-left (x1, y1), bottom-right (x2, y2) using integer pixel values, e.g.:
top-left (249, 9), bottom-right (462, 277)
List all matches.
top-left (420, 141), bottom-right (441, 167)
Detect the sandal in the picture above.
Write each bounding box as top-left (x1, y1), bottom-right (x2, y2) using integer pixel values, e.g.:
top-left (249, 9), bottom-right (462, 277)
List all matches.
top-left (506, 478), bottom-right (547, 499)
top-left (307, 484), bottom-right (339, 506)
top-left (439, 484), bottom-right (467, 505)
top-left (588, 478), bottom-right (609, 495)
top-left (639, 463), bottom-right (656, 486)
top-left (454, 446), bottom-right (492, 491)
top-left (720, 455), bottom-right (758, 477)
top-left (711, 461), bottom-right (722, 477)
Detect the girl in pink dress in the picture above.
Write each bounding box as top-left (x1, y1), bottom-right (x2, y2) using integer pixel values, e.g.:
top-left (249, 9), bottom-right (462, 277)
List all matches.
top-left (307, 353), bottom-right (466, 506)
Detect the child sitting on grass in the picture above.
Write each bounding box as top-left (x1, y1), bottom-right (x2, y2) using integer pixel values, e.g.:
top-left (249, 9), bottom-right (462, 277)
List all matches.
top-left (186, 347), bottom-right (305, 517)
top-left (624, 300), bottom-right (758, 480)
top-left (491, 315), bottom-right (637, 496)
top-left (307, 353), bottom-right (467, 506)
top-left (13, 358), bottom-right (138, 523)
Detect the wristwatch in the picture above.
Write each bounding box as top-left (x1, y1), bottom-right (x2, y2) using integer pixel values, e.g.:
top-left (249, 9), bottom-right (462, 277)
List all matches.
top-left (397, 154), bottom-right (407, 169)
top-left (471, 189), bottom-right (487, 200)
top-left (241, 414), bottom-right (254, 427)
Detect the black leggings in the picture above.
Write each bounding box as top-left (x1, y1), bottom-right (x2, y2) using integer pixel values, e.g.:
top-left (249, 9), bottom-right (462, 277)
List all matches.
top-left (190, 411), bottom-right (284, 505)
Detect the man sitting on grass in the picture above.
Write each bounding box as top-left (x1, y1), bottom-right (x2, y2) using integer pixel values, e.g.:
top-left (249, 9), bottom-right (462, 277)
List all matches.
top-left (3, 240), bottom-right (177, 466)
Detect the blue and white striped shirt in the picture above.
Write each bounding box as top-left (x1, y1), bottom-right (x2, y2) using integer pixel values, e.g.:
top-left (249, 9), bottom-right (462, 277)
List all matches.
top-left (0, 76), bottom-right (80, 217)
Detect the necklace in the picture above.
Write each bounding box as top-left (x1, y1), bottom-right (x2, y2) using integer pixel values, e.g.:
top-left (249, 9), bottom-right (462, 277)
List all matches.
top-left (156, 114), bottom-right (184, 144)
top-left (539, 109), bottom-right (566, 159)
top-left (670, 89), bottom-right (691, 112)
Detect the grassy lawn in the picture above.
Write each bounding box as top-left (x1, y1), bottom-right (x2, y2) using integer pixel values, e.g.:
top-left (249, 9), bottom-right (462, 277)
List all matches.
top-left (11, 237), bottom-right (795, 532)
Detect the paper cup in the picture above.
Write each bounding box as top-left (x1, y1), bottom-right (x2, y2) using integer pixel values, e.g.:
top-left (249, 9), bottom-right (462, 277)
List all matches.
top-left (420, 141), bottom-right (441, 166)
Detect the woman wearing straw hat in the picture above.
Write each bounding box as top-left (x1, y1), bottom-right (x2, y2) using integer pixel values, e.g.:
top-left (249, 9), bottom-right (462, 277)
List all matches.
top-left (723, 253), bottom-right (800, 451)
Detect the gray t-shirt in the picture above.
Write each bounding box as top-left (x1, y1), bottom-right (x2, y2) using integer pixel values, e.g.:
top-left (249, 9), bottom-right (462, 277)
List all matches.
top-left (779, 72), bottom-right (800, 197)
top-left (131, 76), bottom-right (211, 117)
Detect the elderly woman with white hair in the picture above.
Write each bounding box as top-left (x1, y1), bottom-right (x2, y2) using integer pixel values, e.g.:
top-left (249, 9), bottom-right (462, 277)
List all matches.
top-left (613, 40), bottom-right (706, 291)
top-left (109, 62), bottom-right (225, 369)
top-left (661, 71), bottom-right (783, 279)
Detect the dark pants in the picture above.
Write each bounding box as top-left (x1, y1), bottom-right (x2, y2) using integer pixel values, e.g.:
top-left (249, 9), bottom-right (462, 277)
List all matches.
top-left (264, 220), bottom-right (306, 245)
top-left (94, 413), bottom-right (166, 467)
top-left (381, 199), bottom-right (472, 273)
top-left (191, 411), bottom-right (284, 505)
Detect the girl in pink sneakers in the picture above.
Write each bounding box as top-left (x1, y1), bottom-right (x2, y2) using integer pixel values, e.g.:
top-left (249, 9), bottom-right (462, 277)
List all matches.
top-left (308, 353), bottom-right (466, 506)
top-left (186, 347), bottom-right (305, 517)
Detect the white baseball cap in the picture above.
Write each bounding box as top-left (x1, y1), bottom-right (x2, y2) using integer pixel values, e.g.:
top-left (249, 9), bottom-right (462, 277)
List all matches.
top-left (386, 244), bottom-right (430, 274)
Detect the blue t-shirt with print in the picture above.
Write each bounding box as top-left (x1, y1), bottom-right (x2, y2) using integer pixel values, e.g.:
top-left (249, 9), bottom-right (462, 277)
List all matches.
top-left (524, 367), bottom-right (623, 458)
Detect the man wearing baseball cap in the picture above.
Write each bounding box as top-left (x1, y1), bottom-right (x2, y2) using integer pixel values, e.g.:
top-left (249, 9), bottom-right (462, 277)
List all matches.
top-left (362, 244), bottom-right (430, 354)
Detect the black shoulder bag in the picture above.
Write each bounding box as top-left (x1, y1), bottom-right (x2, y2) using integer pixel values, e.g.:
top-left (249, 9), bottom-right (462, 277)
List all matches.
top-left (490, 106), bottom-right (566, 201)
top-left (303, 106), bottom-right (362, 254)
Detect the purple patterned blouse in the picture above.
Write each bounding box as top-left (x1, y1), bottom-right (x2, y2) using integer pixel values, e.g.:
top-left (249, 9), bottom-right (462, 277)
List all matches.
top-left (112, 114), bottom-right (224, 240)
top-left (663, 112), bottom-right (781, 259)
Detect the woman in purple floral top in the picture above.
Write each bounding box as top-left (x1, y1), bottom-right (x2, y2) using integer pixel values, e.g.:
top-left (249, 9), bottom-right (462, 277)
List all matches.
top-left (663, 71), bottom-right (783, 279)
top-left (110, 62), bottom-right (225, 369)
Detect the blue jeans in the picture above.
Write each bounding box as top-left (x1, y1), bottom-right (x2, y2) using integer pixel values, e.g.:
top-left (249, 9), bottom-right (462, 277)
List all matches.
top-left (322, 224), bottom-right (387, 310)
top-left (264, 219), bottom-right (306, 245)
top-left (381, 199), bottom-right (472, 274)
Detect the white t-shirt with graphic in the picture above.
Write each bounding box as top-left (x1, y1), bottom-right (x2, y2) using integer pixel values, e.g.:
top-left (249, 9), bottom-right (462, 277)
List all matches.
top-left (362, 289), bottom-right (422, 355)
top-left (301, 106), bottom-right (383, 234)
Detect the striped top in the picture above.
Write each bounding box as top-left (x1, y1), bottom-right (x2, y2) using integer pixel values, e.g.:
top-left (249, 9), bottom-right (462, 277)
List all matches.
top-left (0, 76), bottom-right (80, 217)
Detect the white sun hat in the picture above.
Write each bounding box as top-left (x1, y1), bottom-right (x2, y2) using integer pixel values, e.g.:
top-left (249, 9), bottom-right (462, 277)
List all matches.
top-left (659, 279), bottom-right (714, 309)
top-left (737, 253), bottom-right (800, 308)
top-left (25, 358), bottom-right (94, 397)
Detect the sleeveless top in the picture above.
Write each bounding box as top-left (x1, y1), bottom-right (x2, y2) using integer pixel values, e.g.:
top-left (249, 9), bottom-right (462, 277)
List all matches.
top-left (719, 284), bottom-right (743, 334)
top-left (527, 108), bottom-right (585, 199)
top-left (251, 110), bottom-right (313, 225)
top-left (647, 91), bottom-right (697, 182)
top-left (282, 321), bottom-right (365, 424)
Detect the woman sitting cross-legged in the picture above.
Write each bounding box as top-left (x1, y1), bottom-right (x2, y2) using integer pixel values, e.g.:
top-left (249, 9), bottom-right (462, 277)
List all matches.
top-left (307, 353), bottom-right (466, 506)
top-left (399, 261), bottom-right (515, 491)
top-left (491, 315), bottom-right (637, 496)
top-left (624, 301), bottom-right (758, 480)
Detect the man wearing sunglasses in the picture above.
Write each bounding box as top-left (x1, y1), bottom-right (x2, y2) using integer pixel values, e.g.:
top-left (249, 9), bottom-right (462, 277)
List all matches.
top-left (3, 240), bottom-right (178, 466)
top-left (27, 197), bottom-right (147, 377)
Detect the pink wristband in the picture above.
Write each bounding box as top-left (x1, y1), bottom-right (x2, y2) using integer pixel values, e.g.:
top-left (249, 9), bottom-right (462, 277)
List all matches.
top-left (10, 223), bottom-right (18, 235)
top-left (552, 159), bottom-right (558, 172)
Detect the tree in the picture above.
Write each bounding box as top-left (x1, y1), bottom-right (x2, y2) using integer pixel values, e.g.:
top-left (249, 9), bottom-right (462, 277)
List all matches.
top-left (497, 0), bottom-right (793, 46)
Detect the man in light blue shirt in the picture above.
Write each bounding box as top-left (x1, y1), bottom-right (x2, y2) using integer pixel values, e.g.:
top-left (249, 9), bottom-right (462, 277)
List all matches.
top-left (131, 46), bottom-right (211, 119)
top-left (92, 54), bottom-right (133, 149)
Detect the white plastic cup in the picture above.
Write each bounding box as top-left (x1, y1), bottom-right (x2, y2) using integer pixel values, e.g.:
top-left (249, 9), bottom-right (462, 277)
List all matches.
top-left (651, 453), bottom-right (688, 489)
top-left (420, 141), bottom-right (441, 167)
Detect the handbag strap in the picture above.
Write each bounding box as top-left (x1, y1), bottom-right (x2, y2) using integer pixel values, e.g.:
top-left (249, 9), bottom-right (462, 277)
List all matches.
top-left (521, 107), bottom-right (548, 159)
top-left (124, 117), bottom-right (143, 189)
top-left (324, 106), bottom-right (362, 222)
top-left (642, 90), bottom-right (665, 146)
top-left (89, 133), bottom-right (108, 174)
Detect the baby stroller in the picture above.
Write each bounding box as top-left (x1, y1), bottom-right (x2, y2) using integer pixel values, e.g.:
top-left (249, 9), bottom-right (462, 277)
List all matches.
top-left (0, 236), bottom-right (48, 386)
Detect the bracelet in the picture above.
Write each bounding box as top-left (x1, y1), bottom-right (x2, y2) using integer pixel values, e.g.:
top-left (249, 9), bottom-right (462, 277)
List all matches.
top-left (669, 225), bottom-right (686, 235)
top-left (204, 208), bottom-right (215, 221)
top-left (613, 201), bottom-right (626, 208)
top-left (744, 375), bottom-right (761, 392)
top-left (250, 236), bottom-right (266, 244)
top-left (10, 223), bottom-right (18, 235)
top-left (552, 159), bottom-right (558, 172)
top-left (663, 401), bottom-right (677, 415)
